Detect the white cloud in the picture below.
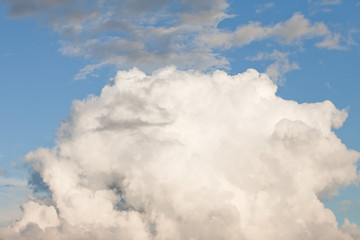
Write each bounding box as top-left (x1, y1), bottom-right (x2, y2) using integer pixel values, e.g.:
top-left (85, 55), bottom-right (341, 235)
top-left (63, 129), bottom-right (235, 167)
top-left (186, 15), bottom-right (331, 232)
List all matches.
top-left (0, 176), bottom-right (29, 227)
top-left (247, 50), bottom-right (299, 84)
top-left (2, 0), bottom-right (232, 78)
top-left (1, 67), bottom-right (358, 239)
top-left (341, 219), bottom-right (360, 239)
top-left (320, 0), bottom-right (342, 5)
top-left (0, 168), bottom-right (7, 175)
top-left (73, 62), bottom-right (106, 81)
top-left (270, 12), bottom-right (330, 43)
top-left (0, 176), bottom-right (27, 188)
top-left (316, 33), bottom-right (348, 50)
top-left (1, 1), bottom-right (348, 79)
top-left (12, 201), bottom-right (59, 231)
top-left (326, 82), bottom-right (332, 89)
top-left (255, 2), bottom-right (275, 13)
top-left (340, 200), bottom-right (353, 212)
top-left (341, 200), bottom-right (353, 206)
top-left (309, 0), bottom-right (342, 14)
top-left (199, 12), bottom-right (342, 51)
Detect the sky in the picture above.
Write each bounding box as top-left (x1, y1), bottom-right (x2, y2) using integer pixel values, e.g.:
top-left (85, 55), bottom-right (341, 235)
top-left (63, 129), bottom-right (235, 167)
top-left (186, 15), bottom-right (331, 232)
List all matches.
top-left (0, 0), bottom-right (360, 239)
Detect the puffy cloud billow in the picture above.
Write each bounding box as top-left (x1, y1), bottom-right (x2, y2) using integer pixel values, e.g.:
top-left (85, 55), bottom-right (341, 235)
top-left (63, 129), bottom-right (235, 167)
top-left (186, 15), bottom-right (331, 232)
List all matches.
top-left (1, 67), bottom-right (359, 239)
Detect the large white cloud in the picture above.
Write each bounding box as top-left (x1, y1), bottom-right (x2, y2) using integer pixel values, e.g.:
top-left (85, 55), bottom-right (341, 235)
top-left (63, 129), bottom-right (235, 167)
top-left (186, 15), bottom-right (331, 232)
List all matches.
top-left (1, 67), bottom-right (359, 239)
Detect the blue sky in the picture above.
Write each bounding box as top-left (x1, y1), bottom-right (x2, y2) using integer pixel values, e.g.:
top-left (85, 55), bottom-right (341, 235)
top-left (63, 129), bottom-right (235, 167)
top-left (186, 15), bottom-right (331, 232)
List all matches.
top-left (0, 0), bottom-right (360, 230)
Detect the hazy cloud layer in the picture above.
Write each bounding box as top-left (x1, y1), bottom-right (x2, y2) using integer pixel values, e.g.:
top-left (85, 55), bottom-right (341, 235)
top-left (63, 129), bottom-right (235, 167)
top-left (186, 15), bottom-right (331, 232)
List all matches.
top-left (1, 0), bottom-right (348, 80)
top-left (1, 67), bottom-right (359, 239)
top-left (0, 175), bottom-right (29, 228)
top-left (255, 2), bottom-right (275, 14)
top-left (0, 168), bottom-right (7, 175)
top-left (320, 0), bottom-right (342, 5)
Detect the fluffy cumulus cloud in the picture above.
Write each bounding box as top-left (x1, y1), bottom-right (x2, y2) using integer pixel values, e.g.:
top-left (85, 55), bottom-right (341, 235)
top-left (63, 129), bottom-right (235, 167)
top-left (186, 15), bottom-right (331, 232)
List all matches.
top-left (1, 67), bottom-right (359, 239)
top-left (0, 0), bottom-right (348, 80)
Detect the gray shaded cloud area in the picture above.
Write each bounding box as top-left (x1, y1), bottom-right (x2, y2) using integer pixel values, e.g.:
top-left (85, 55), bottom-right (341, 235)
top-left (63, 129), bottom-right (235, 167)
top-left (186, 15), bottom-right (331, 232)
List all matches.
top-left (0, 168), bottom-right (7, 175)
top-left (1, 0), bottom-right (346, 80)
top-left (1, 0), bottom-right (230, 78)
top-left (0, 67), bottom-right (359, 239)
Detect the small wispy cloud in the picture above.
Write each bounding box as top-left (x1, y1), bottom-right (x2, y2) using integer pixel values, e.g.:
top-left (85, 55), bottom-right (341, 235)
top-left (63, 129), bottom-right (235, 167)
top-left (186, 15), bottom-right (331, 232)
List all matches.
top-left (316, 33), bottom-right (348, 50)
top-left (325, 82), bottom-right (332, 89)
top-left (199, 12), bottom-right (347, 51)
top-left (340, 200), bottom-right (353, 212)
top-left (0, 176), bottom-right (27, 189)
top-left (310, 0), bottom-right (342, 14)
top-left (341, 200), bottom-right (353, 206)
top-left (0, 168), bottom-right (7, 176)
top-left (256, 2), bottom-right (275, 13)
top-left (247, 50), bottom-right (299, 84)
top-left (320, 0), bottom-right (342, 5)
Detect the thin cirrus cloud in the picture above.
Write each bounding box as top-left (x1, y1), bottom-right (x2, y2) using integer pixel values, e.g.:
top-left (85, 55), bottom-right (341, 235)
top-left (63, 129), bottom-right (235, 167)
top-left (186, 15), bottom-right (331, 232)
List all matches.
top-left (0, 168), bottom-right (7, 175)
top-left (319, 0), bottom-right (342, 5)
top-left (0, 175), bottom-right (29, 227)
top-left (1, 0), bottom-right (349, 81)
top-left (255, 2), bottom-right (275, 14)
top-left (1, 67), bottom-right (359, 239)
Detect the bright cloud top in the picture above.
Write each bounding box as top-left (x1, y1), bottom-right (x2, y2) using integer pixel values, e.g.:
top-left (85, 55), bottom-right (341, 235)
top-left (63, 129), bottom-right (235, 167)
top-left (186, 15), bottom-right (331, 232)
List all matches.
top-left (2, 67), bottom-right (359, 239)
